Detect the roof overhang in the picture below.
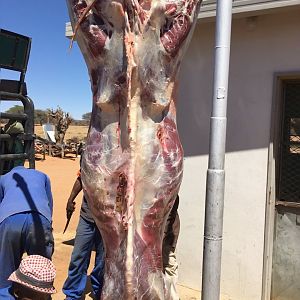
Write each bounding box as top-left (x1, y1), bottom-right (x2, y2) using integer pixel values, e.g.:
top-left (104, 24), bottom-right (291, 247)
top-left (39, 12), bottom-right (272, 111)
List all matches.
top-left (199, 0), bottom-right (300, 19)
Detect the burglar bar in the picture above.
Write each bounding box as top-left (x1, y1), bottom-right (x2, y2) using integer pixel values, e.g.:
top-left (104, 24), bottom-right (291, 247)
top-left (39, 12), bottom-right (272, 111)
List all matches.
top-left (0, 112), bottom-right (28, 121)
top-left (0, 153), bottom-right (29, 160)
top-left (0, 134), bottom-right (35, 141)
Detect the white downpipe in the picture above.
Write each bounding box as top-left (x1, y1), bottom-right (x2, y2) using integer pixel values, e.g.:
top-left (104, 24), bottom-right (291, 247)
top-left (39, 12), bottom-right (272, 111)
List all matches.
top-left (201, 1), bottom-right (233, 299)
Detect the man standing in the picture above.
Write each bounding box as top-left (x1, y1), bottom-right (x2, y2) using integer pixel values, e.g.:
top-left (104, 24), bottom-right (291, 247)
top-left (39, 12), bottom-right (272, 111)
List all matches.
top-left (0, 166), bottom-right (54, 299)
top-left (62, 164), bottom-right (105, 300)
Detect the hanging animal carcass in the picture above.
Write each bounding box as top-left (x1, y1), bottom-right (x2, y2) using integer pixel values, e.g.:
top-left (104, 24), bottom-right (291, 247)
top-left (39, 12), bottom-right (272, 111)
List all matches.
top-left (66, 0), bottom-right (201, 298)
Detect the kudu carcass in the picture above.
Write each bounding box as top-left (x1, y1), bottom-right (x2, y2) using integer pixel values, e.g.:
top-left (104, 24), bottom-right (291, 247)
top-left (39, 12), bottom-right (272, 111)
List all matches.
top-left (66, 0), bottom-right (201, 298)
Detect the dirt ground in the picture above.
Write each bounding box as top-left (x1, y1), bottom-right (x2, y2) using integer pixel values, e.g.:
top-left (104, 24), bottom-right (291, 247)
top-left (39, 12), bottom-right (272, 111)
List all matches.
top-left (34, 155), bottom-right (200, 300)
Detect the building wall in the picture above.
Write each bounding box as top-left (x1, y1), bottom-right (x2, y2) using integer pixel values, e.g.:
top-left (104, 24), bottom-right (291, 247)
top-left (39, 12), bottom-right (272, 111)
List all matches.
top-left (176, 8), bottom-right (300, 299)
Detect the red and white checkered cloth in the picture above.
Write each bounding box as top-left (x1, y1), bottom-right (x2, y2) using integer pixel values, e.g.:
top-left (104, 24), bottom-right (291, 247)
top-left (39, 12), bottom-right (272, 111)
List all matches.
top-left (8, 255), bottom-right (56, 294)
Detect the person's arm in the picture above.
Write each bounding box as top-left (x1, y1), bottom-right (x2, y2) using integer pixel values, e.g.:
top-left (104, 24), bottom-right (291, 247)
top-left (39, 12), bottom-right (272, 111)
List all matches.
top-left (66, 176), bottom-right (83, 218)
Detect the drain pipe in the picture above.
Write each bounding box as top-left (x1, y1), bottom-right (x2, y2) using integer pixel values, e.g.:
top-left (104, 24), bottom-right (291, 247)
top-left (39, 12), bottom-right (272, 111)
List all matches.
top-left (201, 1), bottom-right (233, 300)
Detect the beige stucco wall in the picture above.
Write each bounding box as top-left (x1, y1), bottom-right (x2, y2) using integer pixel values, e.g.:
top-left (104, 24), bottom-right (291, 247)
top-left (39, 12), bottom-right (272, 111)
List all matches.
top-left (176, 8), bottom-right (300, 299)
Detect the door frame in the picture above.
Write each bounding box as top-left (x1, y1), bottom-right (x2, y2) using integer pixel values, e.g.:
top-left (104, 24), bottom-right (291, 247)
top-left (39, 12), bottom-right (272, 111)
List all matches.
top-left (262, 71), bottom-right (300, 300)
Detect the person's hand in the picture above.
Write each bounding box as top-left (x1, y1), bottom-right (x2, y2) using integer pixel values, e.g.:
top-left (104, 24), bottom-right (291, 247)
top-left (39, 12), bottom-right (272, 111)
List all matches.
top-left (66, 199), bottom-right (75, 218)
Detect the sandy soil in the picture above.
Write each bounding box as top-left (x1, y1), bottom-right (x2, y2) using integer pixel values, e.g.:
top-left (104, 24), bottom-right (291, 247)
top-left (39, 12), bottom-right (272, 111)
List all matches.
top-left (33, 155), bottom-right (200, 300)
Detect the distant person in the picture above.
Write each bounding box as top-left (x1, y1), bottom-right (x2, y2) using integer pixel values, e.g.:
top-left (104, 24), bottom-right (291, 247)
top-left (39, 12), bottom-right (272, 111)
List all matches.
top-left (0, 166), bottom-right (54, 299)
top-left (3, 120), bottom-right (25, 169)
top-left (8, 255), bottom-right (56, 300)
top-left (62, 155), bottom-right (105, 300)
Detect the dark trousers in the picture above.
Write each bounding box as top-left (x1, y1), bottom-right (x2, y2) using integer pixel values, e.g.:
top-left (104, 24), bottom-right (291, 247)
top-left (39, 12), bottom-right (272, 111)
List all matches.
top-left (62, 216), bottom-right (105, 300)
top-left (0, 212), bottom-right (54, 299)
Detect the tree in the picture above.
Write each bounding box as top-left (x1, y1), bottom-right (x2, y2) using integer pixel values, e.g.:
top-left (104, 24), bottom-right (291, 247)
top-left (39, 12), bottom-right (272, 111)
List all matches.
top-left (82, 112), bottom-right (92, 121)
top-left (5, 106), bottom-right (50, 125)
top-left (48, 107), bottom-right (73, 144)
top-left (5, 105), bottom-right (24, 114)
top-left (34, 109), bottom-right (49, 125)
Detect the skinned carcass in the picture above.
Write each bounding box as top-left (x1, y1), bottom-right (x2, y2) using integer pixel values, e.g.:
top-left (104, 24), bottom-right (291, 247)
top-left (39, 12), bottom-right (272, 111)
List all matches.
top-left (66, 0), bottom-right (201, 298)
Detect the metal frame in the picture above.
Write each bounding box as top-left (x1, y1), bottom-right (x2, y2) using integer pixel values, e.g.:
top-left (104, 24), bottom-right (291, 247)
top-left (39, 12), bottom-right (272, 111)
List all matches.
top-left (0, 29), bottom-right (32, 95)
top-left (0, 29), bottom-right (31, 72)
top-left (0, 92), bottom-right (35, 174)
top-left (0, 29), bottom-right (35, 175)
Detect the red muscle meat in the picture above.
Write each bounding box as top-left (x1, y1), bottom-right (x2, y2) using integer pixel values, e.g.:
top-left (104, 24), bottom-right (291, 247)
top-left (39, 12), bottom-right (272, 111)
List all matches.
top-left (66, 0), bottom-right (201, 298)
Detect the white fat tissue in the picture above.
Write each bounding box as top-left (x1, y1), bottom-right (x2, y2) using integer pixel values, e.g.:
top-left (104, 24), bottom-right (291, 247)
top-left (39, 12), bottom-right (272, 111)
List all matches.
top-left (66, 0), bottom-right (201, 298)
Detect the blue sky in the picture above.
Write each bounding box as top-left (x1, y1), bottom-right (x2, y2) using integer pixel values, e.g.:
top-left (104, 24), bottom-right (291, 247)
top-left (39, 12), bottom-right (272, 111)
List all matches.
top-left (0, 1), bottom-right (92, 120)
